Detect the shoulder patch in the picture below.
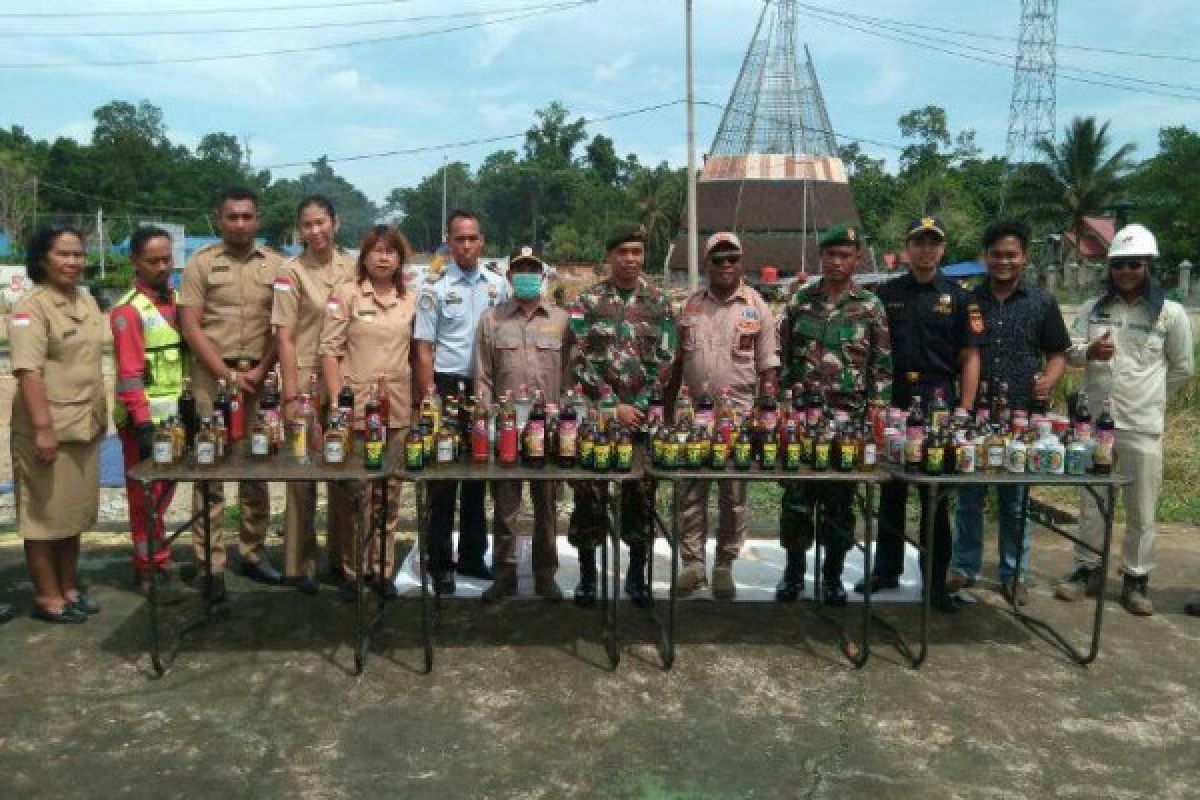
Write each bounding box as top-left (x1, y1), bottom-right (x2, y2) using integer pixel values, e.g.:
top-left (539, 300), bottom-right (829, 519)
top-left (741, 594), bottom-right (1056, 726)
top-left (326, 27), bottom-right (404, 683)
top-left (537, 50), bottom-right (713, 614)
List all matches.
top-left (10, 312), bottom-right (31, 327)
top-left (418, 291), bottom-right (436, 312)
top-left (273, 276), bottom-right (294, 292)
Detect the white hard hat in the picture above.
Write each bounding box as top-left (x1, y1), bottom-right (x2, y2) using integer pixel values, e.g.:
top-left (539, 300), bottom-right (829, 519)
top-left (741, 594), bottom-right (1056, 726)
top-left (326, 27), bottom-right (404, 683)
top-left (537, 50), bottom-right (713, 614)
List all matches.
top-left (1108, 224), bottom-right (1159, 260)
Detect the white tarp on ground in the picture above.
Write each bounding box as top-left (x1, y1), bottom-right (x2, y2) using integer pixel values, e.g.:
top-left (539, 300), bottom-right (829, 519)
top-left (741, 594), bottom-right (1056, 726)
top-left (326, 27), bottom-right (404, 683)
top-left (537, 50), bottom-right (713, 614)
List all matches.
top-left (395, 536), bottom-right (924, 604)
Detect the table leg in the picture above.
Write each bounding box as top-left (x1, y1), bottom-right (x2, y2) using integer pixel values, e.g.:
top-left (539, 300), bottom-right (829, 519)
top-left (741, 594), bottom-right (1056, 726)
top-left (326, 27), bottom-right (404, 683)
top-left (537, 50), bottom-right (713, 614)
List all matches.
top-left (353, 490), bottom-right (368, 674)
top-left (1010, 482), bottom-right (1114, 666)
top-left (603, 482), bottom-right (621, 670)
top-left (870, 482), bottom-right (937, 668)
top-left (143, 479), bottom-right (165, 677)
top-left (418, 481), bottom-right (433, 674)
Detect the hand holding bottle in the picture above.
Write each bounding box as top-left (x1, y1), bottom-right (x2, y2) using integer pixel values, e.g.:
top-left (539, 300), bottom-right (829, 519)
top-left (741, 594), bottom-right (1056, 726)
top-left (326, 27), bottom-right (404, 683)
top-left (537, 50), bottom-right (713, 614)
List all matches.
top-left (1087, 330), bottom-right (1115, 362)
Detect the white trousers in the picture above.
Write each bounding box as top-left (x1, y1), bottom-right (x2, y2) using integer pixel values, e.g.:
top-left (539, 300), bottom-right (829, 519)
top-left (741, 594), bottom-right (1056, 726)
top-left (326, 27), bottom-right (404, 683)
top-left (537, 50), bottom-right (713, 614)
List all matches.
top-left (1075, 429), bottom-right (1163, 577)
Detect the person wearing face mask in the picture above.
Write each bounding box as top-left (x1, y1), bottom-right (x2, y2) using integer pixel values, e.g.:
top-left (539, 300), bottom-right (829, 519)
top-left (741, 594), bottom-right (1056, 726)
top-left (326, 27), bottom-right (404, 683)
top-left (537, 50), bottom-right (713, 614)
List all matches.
top-left (473, 247), bottom-right (570, 603)
top-left (111, 226), bottom-right (187, 603)
top-left (272, 195), bottom-right (356, 594)
top-left (663, 232), bottom-right (780, 600)
top-left (1056, 223), bottom-right (1194, 616)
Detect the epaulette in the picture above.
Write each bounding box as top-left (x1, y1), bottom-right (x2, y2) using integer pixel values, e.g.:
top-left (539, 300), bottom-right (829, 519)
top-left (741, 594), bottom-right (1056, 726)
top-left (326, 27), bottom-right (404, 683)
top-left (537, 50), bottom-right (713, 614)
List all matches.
top-left (193, 243), bottom-right (221, 256)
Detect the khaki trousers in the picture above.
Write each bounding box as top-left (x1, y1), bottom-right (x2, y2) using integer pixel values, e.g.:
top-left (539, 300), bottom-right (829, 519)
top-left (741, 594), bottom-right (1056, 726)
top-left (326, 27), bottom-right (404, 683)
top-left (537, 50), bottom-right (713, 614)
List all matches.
top-left (491, 480), bottom-right (559, 581)
top-left (189, 363), bottom-right (269, 573)
top-left (1075, 429), bottom-right (1163, 577)
top-left (336, 476), bottom-right (404, 580)
top-left (677, 479), bottom-right (746, 566)
top-left (283, 481), bottom-right (354, 578)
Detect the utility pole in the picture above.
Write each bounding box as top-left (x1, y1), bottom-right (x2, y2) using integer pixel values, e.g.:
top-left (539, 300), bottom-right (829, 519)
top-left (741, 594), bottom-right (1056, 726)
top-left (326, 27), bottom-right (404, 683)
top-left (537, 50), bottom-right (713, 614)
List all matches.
top-left (97, 207), bottom-right (106, 279)
top-left (440, 155), bottom-right (448, 244)
top-left (685, 0), bottom-right (699, 291)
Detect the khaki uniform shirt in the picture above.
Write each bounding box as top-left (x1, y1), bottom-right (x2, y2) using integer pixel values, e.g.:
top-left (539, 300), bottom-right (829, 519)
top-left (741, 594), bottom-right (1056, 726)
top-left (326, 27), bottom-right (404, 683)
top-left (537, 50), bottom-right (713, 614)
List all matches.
top-left (9, 286), bottom-right (108, 441)
top-left (676, 282), bottom-right (781, 411)
top-left (473, 298), bottom-right (570, 408)
top-left (178, 242), bottom-right (281, 363)
top-left (271, 248), bottom-right (356, 371)
top-left (319, 279), bottom-right (415, 430)
top-left (1067, 294), bottom-right (1195, 435)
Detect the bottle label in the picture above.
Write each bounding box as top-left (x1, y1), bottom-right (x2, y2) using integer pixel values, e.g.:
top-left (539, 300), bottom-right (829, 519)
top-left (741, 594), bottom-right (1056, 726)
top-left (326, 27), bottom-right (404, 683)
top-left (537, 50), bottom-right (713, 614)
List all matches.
top-left (785, 442), bottom-right (802, 470)
top-left (558, 421), bottom-right (578, 457)
top-left (365, 439), bottom-right (384, 469)
top-left (251, 432), bottom-right (270, 457)
top-left (324, 438), bottom-right (345, 464)
top-left (1074, 422), bottom-right (1093, 442)
top-left (814, 442), bottom-right (831, 469)
top-left (290, 424), bottom-right (307, 460)
top-left (616, 442), bottom-right (634, 470)
top-left (196, 441), bottom-right (216, 465)
top-left (525, 420), bottom-right (546, 458)
top-left (1093, 431), bottom-right (1114, 466)
top-left (153, 440), bottom-right (174, 465)
top-left (687, 441), bottom-right (705, 467)
top-left (1066, 446), bottom-right (1087, 475)
top-left (662, 441), bottom-right (678, 467)
top-left (762, 442), bottom-right (779, 469)
top-left (838, 442), bottom-right (856, 470)
top-left (712, 442), bottom-right (729, 468)
top-left (405, 441), bottom-right (424, 469)
top-left (695, 409), bottom-right (715, 434)
top-left (925, 446), bottom-right (944, 473)
top-left (1006, 444), bottom-right (1026, 473)
top-left (1047, 447), bottom-right (1065, 474)
top-left (437, 437), bottom-right (456, 463)
top-left (862, 442), bottom-right (877, 467)
top-left (734, 441), bottom-right (752, 466)
top-left (593, 443), bottom-right (612, 469)
top-left (957, 443), bottom-right (975, 473)
top-left (987, 445), bottom-right (1006, 469)
top-left (499, 427), bottom-right (519, 464)
top-left (904, 436), bottom-right (923, 464)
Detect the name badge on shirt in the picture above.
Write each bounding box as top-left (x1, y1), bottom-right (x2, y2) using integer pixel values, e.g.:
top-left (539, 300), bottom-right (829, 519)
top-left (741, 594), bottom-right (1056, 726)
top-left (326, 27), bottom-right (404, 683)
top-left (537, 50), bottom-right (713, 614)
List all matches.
top-left (935, 294), bottom-right (953, 314)
top-left (445, 291), bottom-right (463, 306)
top-left (356, 309), bottom-right (377, 323)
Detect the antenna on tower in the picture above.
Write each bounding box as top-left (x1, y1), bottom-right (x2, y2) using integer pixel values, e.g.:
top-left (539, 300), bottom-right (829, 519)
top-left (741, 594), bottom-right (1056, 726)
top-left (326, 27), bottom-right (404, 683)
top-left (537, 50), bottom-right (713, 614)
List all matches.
top-left (1002, 0), bottom-right (1058, 207)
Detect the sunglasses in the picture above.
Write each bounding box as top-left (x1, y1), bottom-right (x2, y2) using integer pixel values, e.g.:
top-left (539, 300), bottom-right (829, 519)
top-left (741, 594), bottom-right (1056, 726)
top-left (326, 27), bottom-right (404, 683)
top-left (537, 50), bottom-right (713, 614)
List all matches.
top-left (1109, 260), bottom-right (1147, 271)
top-left (710, 254), bottom-right (741, 266)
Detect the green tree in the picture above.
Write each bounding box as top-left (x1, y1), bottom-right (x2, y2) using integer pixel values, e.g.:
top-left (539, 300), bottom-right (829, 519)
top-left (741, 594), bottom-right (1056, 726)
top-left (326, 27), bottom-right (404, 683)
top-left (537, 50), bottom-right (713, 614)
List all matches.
top-left (1126, 126), bottom-right (1200, 283)
top-left (1012, 116), bottom-right (1136, 258)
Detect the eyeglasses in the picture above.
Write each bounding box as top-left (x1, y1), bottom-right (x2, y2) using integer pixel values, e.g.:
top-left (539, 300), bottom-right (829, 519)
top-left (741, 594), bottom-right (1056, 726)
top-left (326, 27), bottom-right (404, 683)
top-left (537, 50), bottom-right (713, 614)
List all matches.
top-left (1109, 259), bottom-right (1147, 271)
top-left (710, 255), bottom-right (741, 266)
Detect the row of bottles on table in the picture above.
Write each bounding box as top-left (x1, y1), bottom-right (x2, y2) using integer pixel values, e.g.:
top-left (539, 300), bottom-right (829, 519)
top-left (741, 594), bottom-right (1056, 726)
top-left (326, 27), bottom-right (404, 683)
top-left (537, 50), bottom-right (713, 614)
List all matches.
top-left (155, 370), bottom-right (390, 471)
top-left (893, 376), bottom-right (1115, 477)
top-left (402, 382), bottom-right (635, 473)
top-left (648, 382), bottom-right (879, 473)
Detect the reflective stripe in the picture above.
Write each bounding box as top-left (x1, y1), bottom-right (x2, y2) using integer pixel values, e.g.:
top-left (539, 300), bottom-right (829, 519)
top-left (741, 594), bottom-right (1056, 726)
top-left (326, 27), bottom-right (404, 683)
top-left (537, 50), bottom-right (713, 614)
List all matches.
top-left (116, 377), bottom-right (146, 392)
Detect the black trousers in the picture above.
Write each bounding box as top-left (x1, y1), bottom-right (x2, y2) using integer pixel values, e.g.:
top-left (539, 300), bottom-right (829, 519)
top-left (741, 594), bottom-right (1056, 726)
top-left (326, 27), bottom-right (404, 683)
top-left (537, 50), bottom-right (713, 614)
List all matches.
top-left (429, 372), bottom-right (487, 572)
top-left (875, 479), bottom-right (952, 594)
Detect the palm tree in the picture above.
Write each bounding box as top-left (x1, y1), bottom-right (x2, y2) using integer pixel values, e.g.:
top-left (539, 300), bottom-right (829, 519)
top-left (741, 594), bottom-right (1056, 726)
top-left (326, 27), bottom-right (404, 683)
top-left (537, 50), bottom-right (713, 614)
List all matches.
top-left (1011, 116), bottom-right (1136, 260)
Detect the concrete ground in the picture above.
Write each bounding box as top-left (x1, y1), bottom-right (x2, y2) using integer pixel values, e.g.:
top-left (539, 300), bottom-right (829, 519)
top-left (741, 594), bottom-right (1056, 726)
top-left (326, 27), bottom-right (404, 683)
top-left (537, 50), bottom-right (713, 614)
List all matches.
top-left (0, 518), bottom-right (1197, 800)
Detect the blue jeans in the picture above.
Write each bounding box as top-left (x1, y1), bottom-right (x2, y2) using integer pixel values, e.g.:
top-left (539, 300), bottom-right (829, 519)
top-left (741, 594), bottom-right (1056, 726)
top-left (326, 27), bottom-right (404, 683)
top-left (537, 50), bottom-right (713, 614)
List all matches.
top-left (952, 485), bottom-right (1031, 583)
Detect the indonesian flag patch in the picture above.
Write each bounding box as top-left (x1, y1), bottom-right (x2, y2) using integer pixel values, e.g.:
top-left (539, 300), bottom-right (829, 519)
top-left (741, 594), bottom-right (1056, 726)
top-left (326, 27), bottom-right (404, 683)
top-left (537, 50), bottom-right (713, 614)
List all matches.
top-left (273, 277), bottom-right (294, 292)
top-left (10, 312), bottom-right (31, 327)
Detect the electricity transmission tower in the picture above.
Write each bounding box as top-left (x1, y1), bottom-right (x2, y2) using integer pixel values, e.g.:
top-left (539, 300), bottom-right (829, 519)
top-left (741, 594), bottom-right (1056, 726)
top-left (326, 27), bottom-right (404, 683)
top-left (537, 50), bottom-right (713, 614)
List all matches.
top-left (709, 0), bottom-right (837, 158)
top-left (1003, 0), bottom-right (1058, 186)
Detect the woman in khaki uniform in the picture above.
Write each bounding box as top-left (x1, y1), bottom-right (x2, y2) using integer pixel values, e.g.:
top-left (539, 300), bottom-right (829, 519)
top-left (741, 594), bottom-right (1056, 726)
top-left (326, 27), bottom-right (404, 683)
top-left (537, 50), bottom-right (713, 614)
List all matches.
top-left (273, 195), bottom-right (356, 593)
top-left (320, 225), bottom-right (416, 599)
top-left (10, 227), bottom-right (108, 624)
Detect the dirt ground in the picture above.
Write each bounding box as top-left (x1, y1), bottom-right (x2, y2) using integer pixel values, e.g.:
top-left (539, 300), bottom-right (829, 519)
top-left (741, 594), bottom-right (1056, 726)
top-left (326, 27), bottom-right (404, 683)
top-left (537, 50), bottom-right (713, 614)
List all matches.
top-left (0, 518), bottom-right (1197, 799)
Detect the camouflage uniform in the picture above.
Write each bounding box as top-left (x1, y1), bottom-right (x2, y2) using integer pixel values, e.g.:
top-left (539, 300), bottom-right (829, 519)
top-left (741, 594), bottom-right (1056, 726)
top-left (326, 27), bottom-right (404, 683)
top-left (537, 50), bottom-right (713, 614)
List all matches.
top-left (567, 276), bottom-right (676, 548)
top-left (779, 278), bottom-right (892, 559)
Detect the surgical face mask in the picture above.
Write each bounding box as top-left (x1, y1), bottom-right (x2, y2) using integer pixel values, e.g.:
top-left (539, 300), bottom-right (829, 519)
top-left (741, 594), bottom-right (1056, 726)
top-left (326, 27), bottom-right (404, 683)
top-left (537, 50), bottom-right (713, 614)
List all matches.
top-left (511, 272), bottom-right (543, 299)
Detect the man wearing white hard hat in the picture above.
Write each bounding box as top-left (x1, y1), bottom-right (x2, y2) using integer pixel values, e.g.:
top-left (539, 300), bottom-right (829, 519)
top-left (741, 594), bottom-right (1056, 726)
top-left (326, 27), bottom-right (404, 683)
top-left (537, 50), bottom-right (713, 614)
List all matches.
top-left (1056, 223), bottom-right (1194, 616)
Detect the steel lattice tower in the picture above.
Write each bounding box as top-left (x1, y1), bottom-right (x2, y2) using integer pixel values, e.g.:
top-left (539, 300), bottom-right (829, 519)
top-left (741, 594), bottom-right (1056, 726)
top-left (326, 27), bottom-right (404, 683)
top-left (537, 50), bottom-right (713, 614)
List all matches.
top-left (709, 0), bottom-right (837, 158)
top-left (1004, 0), bottom-right (1058, 168)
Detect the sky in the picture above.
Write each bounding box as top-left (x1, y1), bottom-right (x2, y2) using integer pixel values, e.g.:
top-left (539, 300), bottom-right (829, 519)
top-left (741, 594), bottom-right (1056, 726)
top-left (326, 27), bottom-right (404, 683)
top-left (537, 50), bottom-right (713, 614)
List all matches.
top-left (3, 0), bottom-right (1198, 210)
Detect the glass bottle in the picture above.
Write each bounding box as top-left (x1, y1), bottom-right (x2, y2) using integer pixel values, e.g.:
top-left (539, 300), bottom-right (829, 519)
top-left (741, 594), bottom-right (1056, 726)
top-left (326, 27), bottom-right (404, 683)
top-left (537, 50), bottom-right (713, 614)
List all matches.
top-left (250, 410), bottom-right (271, 460)
top-left (195, 418), bottom-right (216, 466)
top-left (364, 417), bottom-right (385, 471)
top-left (179, 377), bottom-right (199, 453)
top-left (153, 422), bottom-right (175, 465)
top-left (1092, 399), bottom-right (1115, 474)
top-left (405, 426), bottom-right (425, 471)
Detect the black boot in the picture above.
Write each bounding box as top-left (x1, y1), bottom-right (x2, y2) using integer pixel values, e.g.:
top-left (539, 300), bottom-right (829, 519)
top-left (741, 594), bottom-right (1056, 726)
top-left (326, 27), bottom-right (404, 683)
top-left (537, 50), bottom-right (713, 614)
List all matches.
top-left (574, 548), bottom-right (598, 608)
top-left (821, 550), bottom-right (848, 607)
top-left (775, 548), bottom-right (805, 602)
top-left (625, 544), bottom-right (653, 608)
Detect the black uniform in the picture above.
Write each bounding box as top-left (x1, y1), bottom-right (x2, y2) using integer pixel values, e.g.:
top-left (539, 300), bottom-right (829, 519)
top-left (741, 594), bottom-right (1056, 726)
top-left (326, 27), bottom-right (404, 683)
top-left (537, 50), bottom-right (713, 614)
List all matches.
top-left (870, 271), bottom-right (984, 592)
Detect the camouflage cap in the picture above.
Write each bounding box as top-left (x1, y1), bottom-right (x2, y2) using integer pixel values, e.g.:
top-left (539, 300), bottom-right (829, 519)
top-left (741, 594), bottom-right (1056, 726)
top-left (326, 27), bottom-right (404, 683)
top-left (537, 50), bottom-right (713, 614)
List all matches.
top-left (818, 222), bottom-right (861, 249)
top-left (605, 224), bottom-right (648, 253)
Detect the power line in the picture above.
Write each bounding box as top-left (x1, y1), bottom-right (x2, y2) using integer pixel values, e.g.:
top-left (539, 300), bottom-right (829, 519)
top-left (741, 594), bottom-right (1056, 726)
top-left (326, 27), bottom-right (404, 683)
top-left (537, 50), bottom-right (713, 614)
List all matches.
top-left (7, 3), bottom-right (572, 38)
top-left (33, 178), bottom-right (206, 213)
top-left (0, 2), bottom-right (592, 69)
top-left (261, 99), bottom-right (686, 168)
top-left (796, 2), bottom-right (1200, 96)
top-left (794, 4), bottom-right (1200, 102)
top-left (792, 2), bottom-right (1200, 64)
top-left (0, 0), bottom-right (418, 18)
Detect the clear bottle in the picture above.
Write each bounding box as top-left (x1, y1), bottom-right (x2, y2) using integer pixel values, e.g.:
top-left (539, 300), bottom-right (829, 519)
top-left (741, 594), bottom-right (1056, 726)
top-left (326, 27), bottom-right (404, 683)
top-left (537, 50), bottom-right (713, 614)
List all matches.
top-left (514, 383), bottom-right (534, 432)
top-left (153, 422), bottom-right (175, 465)
top-left (195, 418), bottom-right (217, 466)
top-left (250, 410), bottom-right (271, 460)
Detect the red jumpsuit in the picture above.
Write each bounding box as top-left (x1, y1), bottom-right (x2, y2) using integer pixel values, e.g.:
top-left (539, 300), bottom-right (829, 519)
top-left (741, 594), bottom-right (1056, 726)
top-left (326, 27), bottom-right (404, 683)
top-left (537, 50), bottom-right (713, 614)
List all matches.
top-left (111, 279), bottom-right (179, 578)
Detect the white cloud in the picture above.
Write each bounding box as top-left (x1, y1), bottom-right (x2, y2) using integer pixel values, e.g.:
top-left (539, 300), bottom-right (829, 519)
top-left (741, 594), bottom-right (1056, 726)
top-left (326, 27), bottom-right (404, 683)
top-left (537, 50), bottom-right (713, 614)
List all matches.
top-left (592, 53), bottom-right (636, 83)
